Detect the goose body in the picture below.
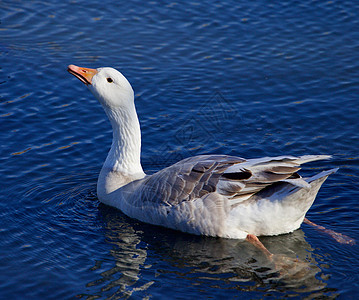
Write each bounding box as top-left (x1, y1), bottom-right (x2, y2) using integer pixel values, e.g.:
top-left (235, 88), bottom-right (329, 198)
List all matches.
top-left (68, 65), bottom-right (337, 240)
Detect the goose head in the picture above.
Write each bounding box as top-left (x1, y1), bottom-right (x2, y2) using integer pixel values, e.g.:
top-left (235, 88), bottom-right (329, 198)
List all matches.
top-left (67, 64), bottom-right (134, 109)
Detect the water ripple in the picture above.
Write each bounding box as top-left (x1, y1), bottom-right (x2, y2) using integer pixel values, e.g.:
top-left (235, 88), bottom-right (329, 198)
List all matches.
top-left (1, 0), bottom-right (359, 298)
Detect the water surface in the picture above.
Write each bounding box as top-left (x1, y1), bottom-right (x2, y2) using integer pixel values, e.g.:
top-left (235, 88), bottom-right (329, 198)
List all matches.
top-left (1, 0), bottom-right (359, 298)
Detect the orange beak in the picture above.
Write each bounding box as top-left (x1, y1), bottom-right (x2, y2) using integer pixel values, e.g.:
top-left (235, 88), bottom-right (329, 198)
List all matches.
top-left (67, 64), bottom-right (97, 85)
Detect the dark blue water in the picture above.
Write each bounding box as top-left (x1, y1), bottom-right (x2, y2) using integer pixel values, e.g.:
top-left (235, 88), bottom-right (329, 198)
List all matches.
top-left (1, 0), bottom-right (359, 298)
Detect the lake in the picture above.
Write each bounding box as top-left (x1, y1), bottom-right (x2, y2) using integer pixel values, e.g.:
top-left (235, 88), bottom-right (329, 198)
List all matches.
top-left (1, 0), bottom-right (359, 298)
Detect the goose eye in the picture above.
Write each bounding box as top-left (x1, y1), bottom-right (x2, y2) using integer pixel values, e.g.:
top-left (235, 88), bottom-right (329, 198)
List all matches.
top-left (107, 77), bottom-right (113, 83)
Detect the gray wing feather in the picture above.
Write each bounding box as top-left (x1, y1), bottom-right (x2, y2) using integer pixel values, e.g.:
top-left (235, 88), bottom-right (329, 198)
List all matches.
top-left (132, 154), bottom-right (330, 207)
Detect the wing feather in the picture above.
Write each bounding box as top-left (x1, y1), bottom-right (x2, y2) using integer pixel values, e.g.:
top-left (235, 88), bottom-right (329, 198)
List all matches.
top-left (130, 154), bottom-right (330, 208)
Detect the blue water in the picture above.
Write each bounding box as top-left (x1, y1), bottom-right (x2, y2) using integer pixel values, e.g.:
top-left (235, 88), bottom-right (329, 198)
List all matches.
top-left (1, 0), bottom-right (359, 298)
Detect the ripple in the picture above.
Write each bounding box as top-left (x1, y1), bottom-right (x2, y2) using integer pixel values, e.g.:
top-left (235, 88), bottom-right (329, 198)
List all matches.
top-left (1, 0), bottom-right (359, 298)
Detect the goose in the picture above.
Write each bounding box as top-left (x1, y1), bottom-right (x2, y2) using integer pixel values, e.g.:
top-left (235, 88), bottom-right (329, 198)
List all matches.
top-left (67, 64), bottom-right (351, 253)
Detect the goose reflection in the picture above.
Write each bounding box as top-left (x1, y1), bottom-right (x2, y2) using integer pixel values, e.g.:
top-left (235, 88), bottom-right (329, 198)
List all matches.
top-left (87, 204), bottom-right (335, 298)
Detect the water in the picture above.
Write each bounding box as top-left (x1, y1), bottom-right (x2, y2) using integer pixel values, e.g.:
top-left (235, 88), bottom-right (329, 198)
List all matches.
top-left (1, 0), bottom-right (359, 298)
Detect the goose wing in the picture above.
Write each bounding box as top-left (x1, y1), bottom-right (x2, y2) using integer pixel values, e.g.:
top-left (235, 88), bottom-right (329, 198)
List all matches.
top-left (131, 154), bottom-right (331, 207)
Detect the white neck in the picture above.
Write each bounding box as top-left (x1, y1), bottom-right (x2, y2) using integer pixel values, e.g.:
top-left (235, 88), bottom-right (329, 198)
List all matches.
top-left (97, 103), bottom-right (146, 200)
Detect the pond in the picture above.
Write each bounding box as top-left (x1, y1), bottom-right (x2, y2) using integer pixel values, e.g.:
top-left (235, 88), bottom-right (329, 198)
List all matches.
top-left (1, 0), bottom-right (359, 298)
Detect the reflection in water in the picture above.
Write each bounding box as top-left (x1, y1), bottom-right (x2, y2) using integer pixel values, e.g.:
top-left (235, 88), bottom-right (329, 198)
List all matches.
top-left (85, 211), bottom-right (151, 299)
top-left (82, 205), bottom-right (338, 298)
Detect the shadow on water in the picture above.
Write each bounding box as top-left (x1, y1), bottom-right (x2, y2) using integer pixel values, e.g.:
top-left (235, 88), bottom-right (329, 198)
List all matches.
top-left (76, 204), bottom-right (338, 299)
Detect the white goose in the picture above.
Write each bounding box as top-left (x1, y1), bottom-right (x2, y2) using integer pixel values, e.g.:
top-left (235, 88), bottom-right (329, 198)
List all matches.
top-left (68, 64), bottom-right (341, 250)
